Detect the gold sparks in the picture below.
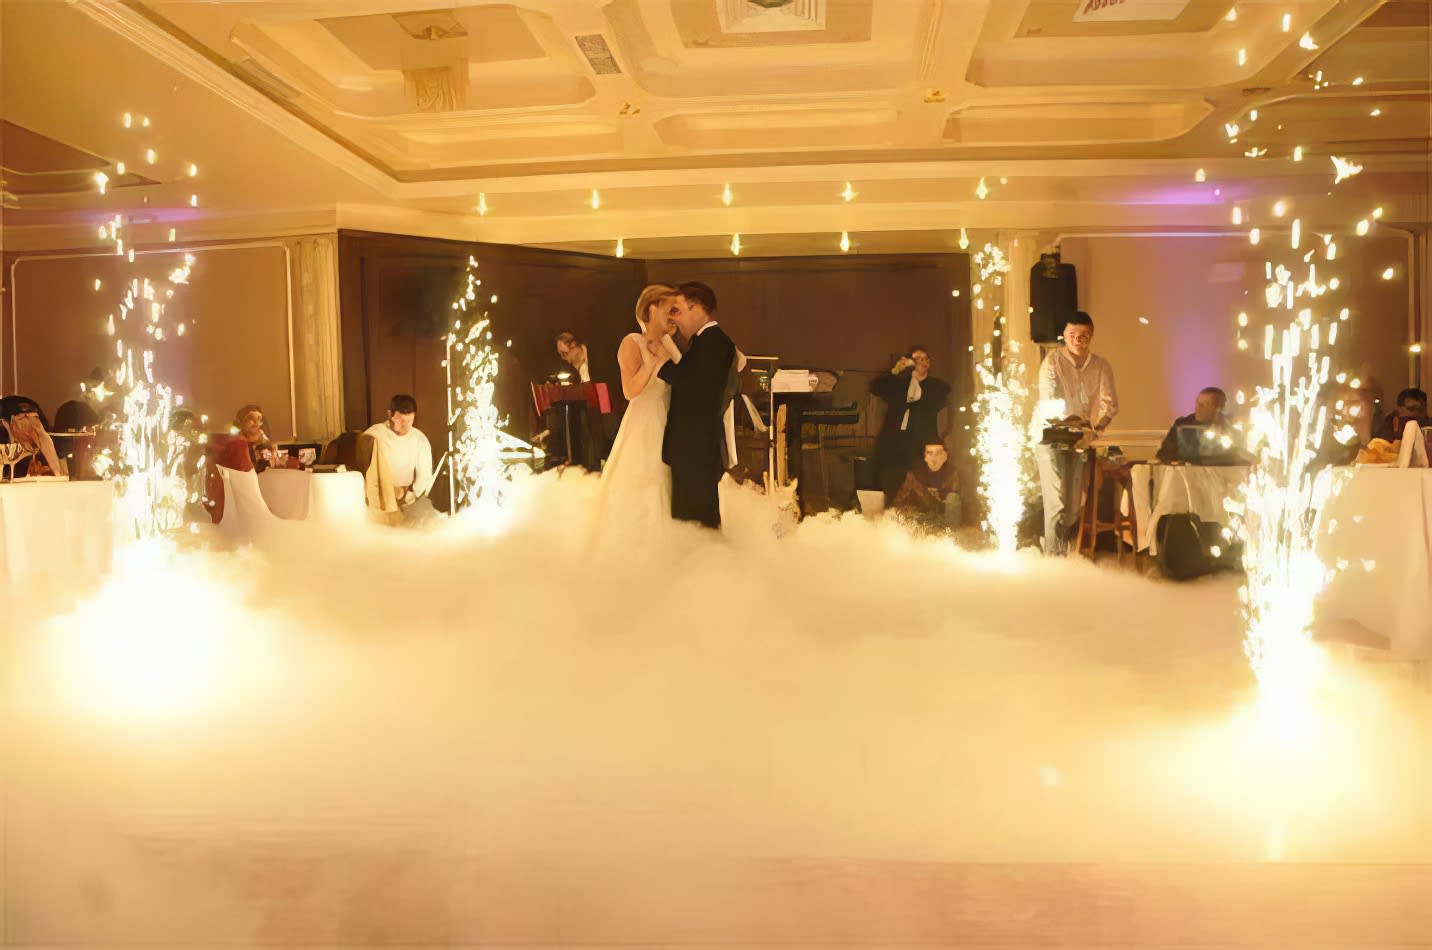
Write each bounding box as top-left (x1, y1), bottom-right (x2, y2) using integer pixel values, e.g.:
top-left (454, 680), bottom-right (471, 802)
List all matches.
top-left (1331, 156), bottom-right (1363, 183)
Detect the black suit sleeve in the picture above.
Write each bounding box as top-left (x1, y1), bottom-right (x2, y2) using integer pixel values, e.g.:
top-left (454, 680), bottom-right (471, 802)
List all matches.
top-left (871, 371), bottom-right (910, 402)
top-left (659, 331), bottom-right (734, 394)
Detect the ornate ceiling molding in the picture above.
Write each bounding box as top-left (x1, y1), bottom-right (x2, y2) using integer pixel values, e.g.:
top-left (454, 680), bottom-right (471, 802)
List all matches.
top-left (67, 0), bottom-right (400, 195)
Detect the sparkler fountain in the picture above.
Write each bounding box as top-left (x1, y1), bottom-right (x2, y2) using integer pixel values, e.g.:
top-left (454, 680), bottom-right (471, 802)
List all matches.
top-left (970, 242), bottom-right (1033, 556)
top-left (91, 113), bottom-right (206, 540)
top-left (443, 256), bottom-right (510, 522)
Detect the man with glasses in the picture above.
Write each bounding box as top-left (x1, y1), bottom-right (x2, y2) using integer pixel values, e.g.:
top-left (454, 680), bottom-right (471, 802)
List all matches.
top-left (1034, 311), bottom-right (1118, 555)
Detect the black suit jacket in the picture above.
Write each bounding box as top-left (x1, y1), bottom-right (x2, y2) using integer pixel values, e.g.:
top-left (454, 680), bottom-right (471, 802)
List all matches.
top-left (871, 370), bottom-right (951, 448)
top-left (659, 324), bottom-right (736, 474)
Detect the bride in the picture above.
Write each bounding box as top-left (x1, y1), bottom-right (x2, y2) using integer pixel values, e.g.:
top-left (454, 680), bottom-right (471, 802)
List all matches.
top-left (589, 284), bottom-right (679, 545)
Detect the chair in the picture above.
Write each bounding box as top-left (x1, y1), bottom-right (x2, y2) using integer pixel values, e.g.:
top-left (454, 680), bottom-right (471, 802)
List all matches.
top-left (1073, 456), bottom-right (1140, 567)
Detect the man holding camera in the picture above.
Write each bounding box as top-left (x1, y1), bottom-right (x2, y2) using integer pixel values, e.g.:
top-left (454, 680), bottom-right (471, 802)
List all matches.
top-left (1034, 311), bottom-right (1118, 555)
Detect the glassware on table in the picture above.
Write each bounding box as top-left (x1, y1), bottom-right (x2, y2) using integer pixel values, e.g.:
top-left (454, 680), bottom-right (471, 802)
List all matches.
top-left (0, 443), bottom-right (30, 482)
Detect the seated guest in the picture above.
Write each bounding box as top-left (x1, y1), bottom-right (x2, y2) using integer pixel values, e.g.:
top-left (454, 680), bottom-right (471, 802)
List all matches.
top-left (53, 399), bottom-right (100, 432)
top-left (555, 331), bottom-right (592, 383)
top-left (362, 393), bottom-right (436, 522)
top-left (1375, 387), bottom-right (1429, 442)
top-left (893, 440), bottom-right (962, 531)
top-left (0, 395), bottom-right (65, 477)
top-left (1156, 386), bottom-right (1232, 463)
top-left (216, 403), bottom-right (300, 473)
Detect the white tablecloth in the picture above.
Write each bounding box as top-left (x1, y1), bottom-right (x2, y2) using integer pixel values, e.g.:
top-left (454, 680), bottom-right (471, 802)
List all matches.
top-left (1319, 468), bottom-right (1432, 658)
top-left (0, 479), bottom-right (118, 591)
top-left (1130, 463), bottom-right (1432, 658)
top-left (256, 469), bottom-right (366, 525)
top-left (1130, 464), bottom-right (1250, 554)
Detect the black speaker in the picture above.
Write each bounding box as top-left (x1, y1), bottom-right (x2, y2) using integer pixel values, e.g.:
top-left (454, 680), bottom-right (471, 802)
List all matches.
top-left (1030, 254), bottom-right (1078, 344)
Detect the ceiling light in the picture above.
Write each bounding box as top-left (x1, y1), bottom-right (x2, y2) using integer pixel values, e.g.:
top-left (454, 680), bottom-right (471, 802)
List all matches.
top-left (1281, 12), bottom-right (1291, 32)
top-left (1369, 107), bottom-right (1382, 117)
top-left (1381, 267), bottom-right (1395, 280)
top-left (187, 163), bottom-right (198, 177)
top-left (93, 171), bottom-right (108, 194)
top-left (841, 182), bottom-right (856, 202)
top-left (1232, 207), bottom-right (1243, 225)
top-left (477, 193), bottom-right (488, 216)
top-left (1298, 33), bottom-right (1317, 50)
top-left (1249, 108), bottom-right (1258, 122)
top-left (1273, 200), bottom-right (1287, 217)
top-left (189, 194), bottom-right (198, 207)
top-left (1238, 311), bottom-right (1249, 327)
top-left (958, 227), bottom-right (970, 250)
top-left (1372, 206), bottom-right (1384, 219)
top-left (1225, 6), bottom-right (1237, 22)
top-left (145, 149), bottom-right (156, 164)
top-left (1355, 219), bottom-right (1369, 236)
top-left (141, 116), bottom-right (151, 128)
top-left (615, 238), bottom-right (624, 258)
top-left (1249, 228), bottom-right (1261, 245)
top-left (122, 112), bottom-right (133, 128)
top-left (1292, 146), bottom-right (1303, 162)
top-left (1352, 76), bottom-right (1364, 86)
top-left (116, 161), bottom-right (126, 175)
top-left (839, 231), bottom-right (850, 253)
top-left (1138, 316), bottom-right (1150, 325)
top-left (1237, 48), bottom-right (1247, 66)
top-left (730, 233), bottom-right (742, 256)
top-left (722, 183), bottom-right (733, 206)
top-left (590, 189), bottom-right (601, 210)
top-left (999, 176), bottom-right (1008, 185)
top-left (975, 178), bottom-right (989, 200)
top-left (1195, 168), bottom-right (1207, 182)
top-left (1410, 343), bottom-right (1424, 355)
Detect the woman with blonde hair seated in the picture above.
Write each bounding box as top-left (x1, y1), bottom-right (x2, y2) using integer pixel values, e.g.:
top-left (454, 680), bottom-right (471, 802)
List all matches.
top-left (0, 395), bottom-right (66, 478)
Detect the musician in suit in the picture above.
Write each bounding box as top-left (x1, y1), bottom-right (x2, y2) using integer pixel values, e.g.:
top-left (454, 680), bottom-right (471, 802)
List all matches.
top-left (870, 346), bottom-right (951, 502)
top-left (657, 281), bottom-right (736, 528)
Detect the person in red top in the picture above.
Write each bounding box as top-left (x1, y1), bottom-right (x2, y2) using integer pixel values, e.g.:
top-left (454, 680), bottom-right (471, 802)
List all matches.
top-left (206, 403), bottom-right (299, 522)
top-left (215, 404), bottom-right (299, 473)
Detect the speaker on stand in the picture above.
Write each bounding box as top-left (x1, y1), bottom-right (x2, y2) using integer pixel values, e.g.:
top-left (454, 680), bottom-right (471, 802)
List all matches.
top-left (1030, 251), bottom-right (1078, 345)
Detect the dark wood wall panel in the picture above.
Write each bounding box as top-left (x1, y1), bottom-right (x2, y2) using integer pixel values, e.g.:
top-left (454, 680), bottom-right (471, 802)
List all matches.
top-left (337, 234), bottom-right (972, 454)
top-left (337, 231), bottom-right (648, 433)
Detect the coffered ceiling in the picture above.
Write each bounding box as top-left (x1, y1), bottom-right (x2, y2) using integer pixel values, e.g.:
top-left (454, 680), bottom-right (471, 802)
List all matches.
top-left (1, 0), bottom-right (1427, 255)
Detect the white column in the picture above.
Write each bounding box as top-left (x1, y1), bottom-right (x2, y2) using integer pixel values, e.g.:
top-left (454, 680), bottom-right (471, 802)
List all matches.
top-left (287, 235), bottom-right (344, 440)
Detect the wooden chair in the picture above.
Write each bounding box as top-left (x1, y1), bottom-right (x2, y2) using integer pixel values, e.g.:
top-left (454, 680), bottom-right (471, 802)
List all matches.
top-left (1074, 456), bottom-right (1141, 568)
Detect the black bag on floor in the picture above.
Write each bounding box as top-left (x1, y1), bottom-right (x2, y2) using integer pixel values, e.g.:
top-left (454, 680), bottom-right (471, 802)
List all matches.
top-left (1157, 513), bottom-right (1217, 580)
top-left (1157, 513), bottom-right (1240, 580)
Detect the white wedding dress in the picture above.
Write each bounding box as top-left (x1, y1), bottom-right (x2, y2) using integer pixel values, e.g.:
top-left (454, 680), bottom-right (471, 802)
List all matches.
top-left (590, 333), bottom-right (672, 547)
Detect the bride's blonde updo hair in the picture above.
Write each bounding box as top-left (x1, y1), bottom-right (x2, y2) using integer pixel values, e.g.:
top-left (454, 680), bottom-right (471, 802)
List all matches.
top-left (635, 283), bottom-right (677, 330)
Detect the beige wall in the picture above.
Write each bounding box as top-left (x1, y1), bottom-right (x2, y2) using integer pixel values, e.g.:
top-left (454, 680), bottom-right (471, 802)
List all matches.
top-left (5, 244), bottom-right (296, 437)
top-left (1058, 234), bottom-right (1413, 431)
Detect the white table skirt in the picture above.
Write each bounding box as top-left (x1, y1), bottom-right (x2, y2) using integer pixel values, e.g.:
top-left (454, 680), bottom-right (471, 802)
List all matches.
top-left (256, 468), bottom-right (366, 525)
top-left (1130, 463), bottom-right (1432, 658)
top-left (0, 479), bottom-right (118, 590)
top-left (1130, 464), bottom-right (1250, 555)
top-left (1319, 468), bottom-right (1432, 658)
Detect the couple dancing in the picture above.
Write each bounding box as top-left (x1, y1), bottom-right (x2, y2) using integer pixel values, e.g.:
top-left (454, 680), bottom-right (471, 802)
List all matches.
top-left (592, 281), bottom-right (739, 541)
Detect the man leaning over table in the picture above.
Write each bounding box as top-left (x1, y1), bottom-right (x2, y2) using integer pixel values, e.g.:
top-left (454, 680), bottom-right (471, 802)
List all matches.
top-left (1033, 311), bottom-right (1118, 556)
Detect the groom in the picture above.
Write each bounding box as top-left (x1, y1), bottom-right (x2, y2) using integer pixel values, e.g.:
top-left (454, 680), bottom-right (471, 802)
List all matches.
top-left (657, 281), bottom-right (736, 529)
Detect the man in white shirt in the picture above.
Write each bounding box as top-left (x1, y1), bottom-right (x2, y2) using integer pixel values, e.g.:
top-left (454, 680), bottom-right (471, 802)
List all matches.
top-left (1033, 311), bottom-right (1118, 555)
top-left (363, 393), bottom-right (434, 512)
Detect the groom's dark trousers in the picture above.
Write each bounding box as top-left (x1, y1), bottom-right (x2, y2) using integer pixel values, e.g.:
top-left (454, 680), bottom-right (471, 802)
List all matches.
top-left (659, 323), bottom-right (736, 529)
